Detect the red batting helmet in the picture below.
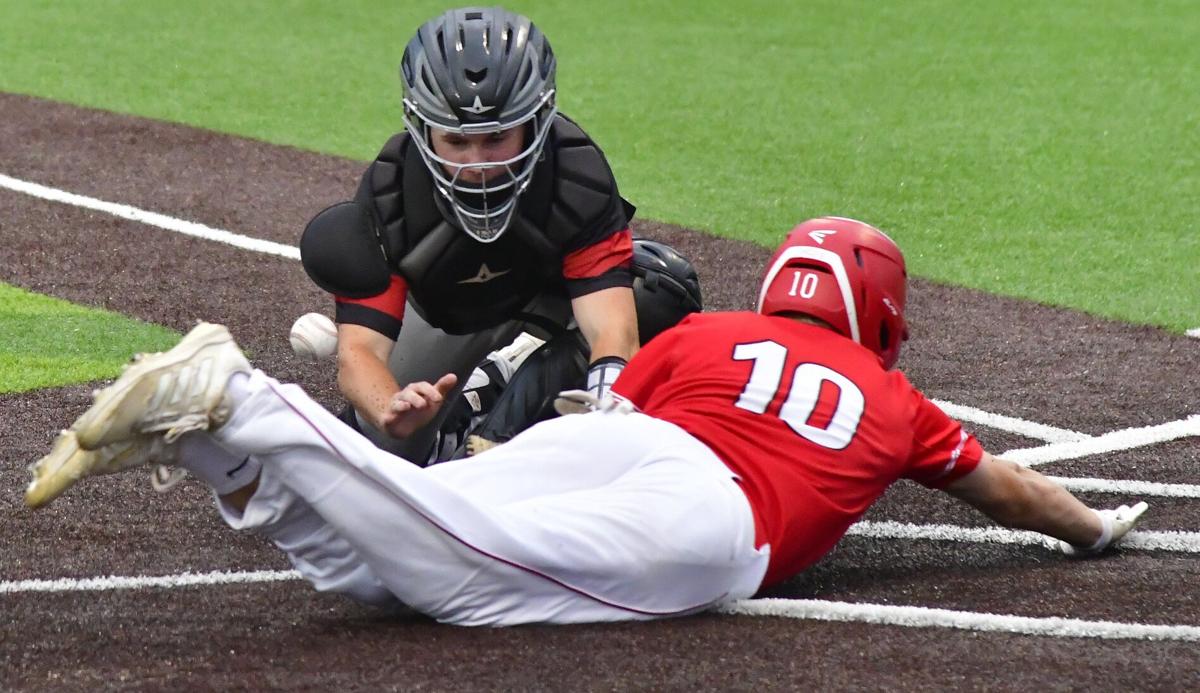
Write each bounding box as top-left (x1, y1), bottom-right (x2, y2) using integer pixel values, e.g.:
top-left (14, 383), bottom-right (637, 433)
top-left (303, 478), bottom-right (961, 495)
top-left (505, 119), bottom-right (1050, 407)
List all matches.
top-left (755, 217), bottom-right (909, 368)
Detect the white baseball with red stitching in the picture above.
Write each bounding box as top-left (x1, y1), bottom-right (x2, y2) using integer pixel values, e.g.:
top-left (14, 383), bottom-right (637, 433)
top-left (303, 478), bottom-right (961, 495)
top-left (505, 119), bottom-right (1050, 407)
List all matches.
top-left (289, 313), bottom-right (338, 361)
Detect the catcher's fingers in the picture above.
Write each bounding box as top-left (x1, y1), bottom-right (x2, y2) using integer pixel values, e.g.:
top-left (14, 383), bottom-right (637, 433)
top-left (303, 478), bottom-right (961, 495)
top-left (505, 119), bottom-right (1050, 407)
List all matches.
top-left (390, 374), bottom-right (458, 412)
top-left (432, 372), bottom-right (458, 395)
top-left (390, 389), bottom-right (429, 411)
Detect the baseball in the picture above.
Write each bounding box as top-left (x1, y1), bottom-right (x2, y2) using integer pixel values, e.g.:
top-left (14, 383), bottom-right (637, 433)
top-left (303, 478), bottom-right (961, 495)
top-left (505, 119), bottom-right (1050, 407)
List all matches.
top-left (289, 312), bottom-right (339, 361)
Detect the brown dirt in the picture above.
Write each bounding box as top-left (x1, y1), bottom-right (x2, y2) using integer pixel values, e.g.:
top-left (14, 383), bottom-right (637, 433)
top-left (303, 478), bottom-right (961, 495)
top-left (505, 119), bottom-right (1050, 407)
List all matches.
top-left (2, 92), bottom-right (1198, 690)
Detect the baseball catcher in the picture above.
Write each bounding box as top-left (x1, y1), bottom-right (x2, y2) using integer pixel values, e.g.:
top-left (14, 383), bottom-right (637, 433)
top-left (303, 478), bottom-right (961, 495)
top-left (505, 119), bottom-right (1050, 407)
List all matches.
top-left (301, 7), bottom-right (641, 464)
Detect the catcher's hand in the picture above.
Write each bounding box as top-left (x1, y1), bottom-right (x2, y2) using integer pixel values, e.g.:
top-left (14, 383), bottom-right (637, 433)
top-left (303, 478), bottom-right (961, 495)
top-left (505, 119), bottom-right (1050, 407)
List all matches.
top-left (382, 373), bottom-right (458, 439)
top-left (552, 389), bottom-right (637, 417)
top-left (1048, 501), bottom-right (1149, 557)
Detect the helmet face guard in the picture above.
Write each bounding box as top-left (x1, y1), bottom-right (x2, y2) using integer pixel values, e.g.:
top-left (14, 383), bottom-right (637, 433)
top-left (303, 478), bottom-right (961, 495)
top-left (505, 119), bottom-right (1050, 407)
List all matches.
top-left (756, 217), bottom-right (909, 368)
top-left (401, 94), bottom-right (556, 243)
top-left (400, 8), bottom-right (558, 243)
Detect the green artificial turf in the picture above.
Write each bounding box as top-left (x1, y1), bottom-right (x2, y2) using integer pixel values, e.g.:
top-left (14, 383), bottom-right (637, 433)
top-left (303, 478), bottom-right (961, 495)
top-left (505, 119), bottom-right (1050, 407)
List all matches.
top-left (0, 0), bottom-right (1197, 330)
top-left (0, 284), bottom-right (179, 393)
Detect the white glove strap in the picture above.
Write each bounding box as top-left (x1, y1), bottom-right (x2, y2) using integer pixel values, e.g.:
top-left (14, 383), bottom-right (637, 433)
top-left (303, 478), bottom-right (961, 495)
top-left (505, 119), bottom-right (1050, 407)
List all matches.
top-left (1080, 508), bottom-right (1115, 553)
top-left (554, 390), bottom-right (600, 416)
top-left (553, 389), bottom-right (638, 417)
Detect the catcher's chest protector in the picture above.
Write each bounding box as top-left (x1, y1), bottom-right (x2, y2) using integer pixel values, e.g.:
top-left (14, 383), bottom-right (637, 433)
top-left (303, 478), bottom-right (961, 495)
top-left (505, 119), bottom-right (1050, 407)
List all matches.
top-left (356, 116), bottom-right (628, 335)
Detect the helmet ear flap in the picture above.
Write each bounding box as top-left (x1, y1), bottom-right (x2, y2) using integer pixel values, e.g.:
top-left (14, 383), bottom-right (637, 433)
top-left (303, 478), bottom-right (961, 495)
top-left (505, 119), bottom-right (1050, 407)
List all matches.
top-left (859, 249), bottom-right (909, 369)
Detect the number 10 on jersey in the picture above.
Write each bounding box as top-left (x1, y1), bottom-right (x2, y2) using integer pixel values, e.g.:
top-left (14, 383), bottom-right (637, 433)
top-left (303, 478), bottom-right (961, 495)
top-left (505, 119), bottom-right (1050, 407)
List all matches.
top-left (732, 340), bottom-right (864, 450)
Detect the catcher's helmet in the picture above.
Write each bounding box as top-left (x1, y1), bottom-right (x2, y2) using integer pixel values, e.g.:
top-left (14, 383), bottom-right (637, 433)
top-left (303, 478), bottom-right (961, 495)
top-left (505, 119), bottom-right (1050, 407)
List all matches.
top-left (400, 7), bottom-right (557, 243)
top-left (756, 217), bottom-right (908, 369)
top-left (631, 238), bottom-right (703, 344)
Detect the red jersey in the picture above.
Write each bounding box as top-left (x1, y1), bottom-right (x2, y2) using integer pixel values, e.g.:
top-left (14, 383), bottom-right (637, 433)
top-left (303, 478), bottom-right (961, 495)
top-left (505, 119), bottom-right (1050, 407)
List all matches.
top-left (613, 312), bottom-right (982, 588)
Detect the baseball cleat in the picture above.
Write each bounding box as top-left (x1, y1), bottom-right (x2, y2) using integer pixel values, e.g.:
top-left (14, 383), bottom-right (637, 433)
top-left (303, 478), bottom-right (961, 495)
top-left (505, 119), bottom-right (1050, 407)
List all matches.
top-left (73, 322), bottom-right (250, 449)
top-left (25, 430), bottom-right (177, 509)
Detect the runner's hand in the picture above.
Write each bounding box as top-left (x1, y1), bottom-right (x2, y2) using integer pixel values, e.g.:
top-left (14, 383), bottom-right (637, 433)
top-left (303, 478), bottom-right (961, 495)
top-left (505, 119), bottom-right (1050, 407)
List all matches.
top-left (553, 389), bottom-right (637, 416)
top-left (1050, 502), bottom-right (1149, 557)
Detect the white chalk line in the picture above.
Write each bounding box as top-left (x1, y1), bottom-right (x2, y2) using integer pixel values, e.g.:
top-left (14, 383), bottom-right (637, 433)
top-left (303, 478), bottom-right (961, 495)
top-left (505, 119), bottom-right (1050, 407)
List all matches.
top-left (0, 173), bottom-right (299, 260)
top-left (931, 399), bottom-right (1089, 443)
top-left (1187, 328), bottom-right (1200, 339)
top-left (1048, 475), bottom-right (1200, 499)
top-left (719, 599), bottom-right (1200, 642)
top-left (0, 568), bottom-right (300, 594)
top-left (1002, 415), bottom-right (1200, 466)
top-left (4, 521), bottom-right (1196, 597)
top-left (2, 566), bottom-right (1195, 642)
top-left (848, 520), bottom-right (1200, 553)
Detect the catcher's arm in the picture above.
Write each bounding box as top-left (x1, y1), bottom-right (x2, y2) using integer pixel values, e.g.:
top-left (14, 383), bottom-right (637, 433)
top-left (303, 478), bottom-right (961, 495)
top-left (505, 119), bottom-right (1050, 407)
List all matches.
top-left (571, 286), bottom-right (639, 399)
top-left (336, 324), bottom-right (455, 439)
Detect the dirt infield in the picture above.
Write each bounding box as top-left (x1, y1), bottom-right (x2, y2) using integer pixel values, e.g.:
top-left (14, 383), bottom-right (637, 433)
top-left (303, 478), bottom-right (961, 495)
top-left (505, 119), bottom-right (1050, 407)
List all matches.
top-left (2, 92), bottom-right (1198, 690)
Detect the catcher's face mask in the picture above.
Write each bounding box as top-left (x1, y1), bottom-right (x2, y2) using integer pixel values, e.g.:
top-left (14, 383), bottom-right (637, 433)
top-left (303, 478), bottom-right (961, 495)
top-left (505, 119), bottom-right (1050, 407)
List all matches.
top-left (405, 103), bottom-right (555, 242)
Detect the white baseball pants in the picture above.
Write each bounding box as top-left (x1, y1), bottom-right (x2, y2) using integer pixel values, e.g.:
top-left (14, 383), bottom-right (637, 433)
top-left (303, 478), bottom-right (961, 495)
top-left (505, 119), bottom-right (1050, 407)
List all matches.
top-left (209, 371), bottom-right (769, 626)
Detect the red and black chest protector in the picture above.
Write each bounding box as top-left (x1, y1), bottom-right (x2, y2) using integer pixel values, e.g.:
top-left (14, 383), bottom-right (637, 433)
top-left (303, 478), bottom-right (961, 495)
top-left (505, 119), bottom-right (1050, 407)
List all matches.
top-left (353, 115), bottom-right (629, 335)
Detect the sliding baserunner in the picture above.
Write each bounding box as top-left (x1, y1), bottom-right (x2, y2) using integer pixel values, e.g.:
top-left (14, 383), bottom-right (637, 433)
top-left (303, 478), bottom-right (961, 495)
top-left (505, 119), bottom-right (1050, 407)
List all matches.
top-left (26, 217), bottom-right (1147, 626)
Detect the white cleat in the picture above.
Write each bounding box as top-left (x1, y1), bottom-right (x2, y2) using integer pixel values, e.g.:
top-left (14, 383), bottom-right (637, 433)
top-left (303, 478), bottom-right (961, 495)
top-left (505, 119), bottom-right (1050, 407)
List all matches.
top-left (25, 430), bottom-right (177, 509)
top-left (73, 322), bottom-right (251, 449)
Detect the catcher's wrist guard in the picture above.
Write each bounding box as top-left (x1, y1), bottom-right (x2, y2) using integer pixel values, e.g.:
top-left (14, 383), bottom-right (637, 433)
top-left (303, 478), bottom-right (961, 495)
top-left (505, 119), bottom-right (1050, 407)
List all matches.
top-left (586, 356), bottom-right (627, 400)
